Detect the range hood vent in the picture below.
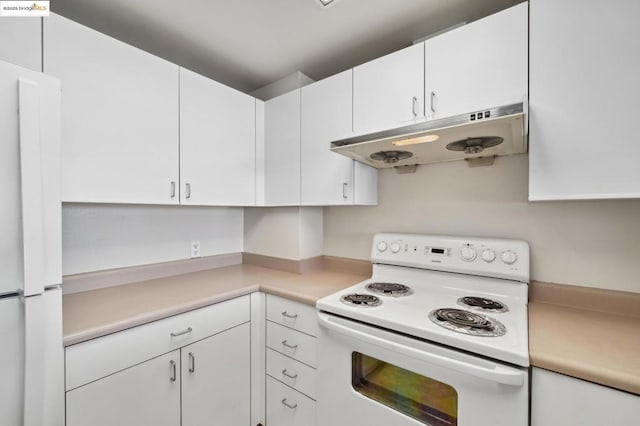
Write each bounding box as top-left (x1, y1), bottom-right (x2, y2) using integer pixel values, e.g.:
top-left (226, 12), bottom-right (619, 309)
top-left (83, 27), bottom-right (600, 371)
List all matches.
top-left (331, 103), bottom-right (527, 169)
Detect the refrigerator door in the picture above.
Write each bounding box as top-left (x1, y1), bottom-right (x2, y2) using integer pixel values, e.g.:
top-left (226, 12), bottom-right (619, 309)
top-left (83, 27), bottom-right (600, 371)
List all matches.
top-left (0, 288), bottom-right (64, 426)
top-left (0, 60), bottom-right (61, 297)
top-left (0, 294), bottom-right (24, 426)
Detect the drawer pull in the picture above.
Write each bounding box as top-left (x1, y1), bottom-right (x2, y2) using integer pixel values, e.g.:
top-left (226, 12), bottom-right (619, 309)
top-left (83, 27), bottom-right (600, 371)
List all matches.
top-left (281, 311), bottom-right (298, 319)
top-left (282, 369), bottom-right (298, 379)
top-left (281, 340), bottom-right (298, 350)
top-left (281, 398), bottom-right (298, 410)
top-left (170, 326), bottom-right (193, 337)
top-left (169, 360), bottom-right (177, 382)
top-left (188, 352), bottom-right (196, 373)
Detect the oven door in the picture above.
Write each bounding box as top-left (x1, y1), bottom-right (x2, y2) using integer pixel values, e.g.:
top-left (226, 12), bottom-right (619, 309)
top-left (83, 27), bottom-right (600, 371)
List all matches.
top-left (317, 312), bottom-right (528, 426)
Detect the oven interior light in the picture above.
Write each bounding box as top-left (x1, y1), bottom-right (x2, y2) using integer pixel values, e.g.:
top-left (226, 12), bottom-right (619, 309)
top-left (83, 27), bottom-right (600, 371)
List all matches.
top-left (392, 134), bottom-right (440, 146)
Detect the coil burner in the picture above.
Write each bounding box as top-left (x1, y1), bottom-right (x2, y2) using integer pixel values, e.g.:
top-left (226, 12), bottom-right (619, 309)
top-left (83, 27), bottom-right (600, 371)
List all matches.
top-left (365, 282), bottom-right (414, 297)
top-left (340, 294), bottom-right (383, 308)
top-left (457, 296), bottom-right (509, 313)
top-left (429, 308), bottom-right (506, 337)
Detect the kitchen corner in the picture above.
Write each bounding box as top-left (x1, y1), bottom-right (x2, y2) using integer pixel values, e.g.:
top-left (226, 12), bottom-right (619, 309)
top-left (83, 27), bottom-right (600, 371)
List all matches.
top-left (2, 0), bottom-right (640, 425)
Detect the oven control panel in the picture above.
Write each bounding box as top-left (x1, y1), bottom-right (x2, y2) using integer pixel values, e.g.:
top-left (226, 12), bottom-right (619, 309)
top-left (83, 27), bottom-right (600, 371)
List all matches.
top-left (371, 233), bottom-right (530, 283)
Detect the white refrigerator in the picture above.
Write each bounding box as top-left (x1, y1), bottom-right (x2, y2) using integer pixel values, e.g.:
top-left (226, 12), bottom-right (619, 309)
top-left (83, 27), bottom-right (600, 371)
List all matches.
top-left (0, 60), bottom-right (64, 426)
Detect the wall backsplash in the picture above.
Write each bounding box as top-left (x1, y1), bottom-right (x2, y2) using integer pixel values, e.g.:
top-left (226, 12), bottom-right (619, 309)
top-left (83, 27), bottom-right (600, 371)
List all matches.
top-left (62, 204), bottom-right (244, 275)
top-left (323, 154), bottom-right (640, 294)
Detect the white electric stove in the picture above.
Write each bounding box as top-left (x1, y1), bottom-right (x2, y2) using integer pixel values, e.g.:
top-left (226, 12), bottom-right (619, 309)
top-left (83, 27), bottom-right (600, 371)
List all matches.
top-left (316, 233), bottom-right (530, 426)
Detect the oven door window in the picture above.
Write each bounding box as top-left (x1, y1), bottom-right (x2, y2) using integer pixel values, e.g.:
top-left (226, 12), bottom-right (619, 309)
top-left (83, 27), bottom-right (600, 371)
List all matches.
top-left (352, 352), bottom-right (458, 426)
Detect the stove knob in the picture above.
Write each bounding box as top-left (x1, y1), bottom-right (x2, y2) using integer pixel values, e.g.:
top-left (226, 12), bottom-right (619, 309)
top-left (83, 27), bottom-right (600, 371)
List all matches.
top-left (390, 242), bottom-right (401, 253)
top-left (376, 241), bottom-right (388, 252)
top-left (481, 249), bottom-right (496, 263)
top-left (460, 246), bottom-right (477, 262)
top-left (501, 250), bottom-right (518, 265)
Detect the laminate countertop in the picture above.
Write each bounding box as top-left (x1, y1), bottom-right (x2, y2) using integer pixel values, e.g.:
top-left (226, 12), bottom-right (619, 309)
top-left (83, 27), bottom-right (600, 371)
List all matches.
top-left (62, 264), bottom-right (367, 346)
top-left (63, 266), bottom-right (640, 395)
top-left (529, 301), bottom-right (640, 395)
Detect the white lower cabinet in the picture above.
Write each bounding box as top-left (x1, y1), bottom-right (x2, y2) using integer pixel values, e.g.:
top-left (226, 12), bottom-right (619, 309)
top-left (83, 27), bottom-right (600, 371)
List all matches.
top-left (182, 323), bottom-right (251, 426)
top-left (65, 296), bottom-right (251, 426)
top-left (66, 350), bottom-right (181, 426)
top-left (531, 368), bottom-right (640, 426)
top-left (265, 294), bottom-right (318, 426)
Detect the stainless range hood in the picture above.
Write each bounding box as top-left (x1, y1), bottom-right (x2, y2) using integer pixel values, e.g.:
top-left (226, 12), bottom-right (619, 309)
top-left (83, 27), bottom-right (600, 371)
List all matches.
top-left (331, 103), bottom-right (527, 168)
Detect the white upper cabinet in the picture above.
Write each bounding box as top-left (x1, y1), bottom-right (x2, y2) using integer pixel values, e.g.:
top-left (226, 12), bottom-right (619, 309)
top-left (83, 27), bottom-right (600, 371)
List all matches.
top-left (301, 71), bottom-right (377, 205)
top-left (44, 14), bottom-right (180, 205)
top-left (529, 0), bottom-right (640, 200)
top-left (263, 89), bottom-right (301, 205)
top-left (353, 43), bottom-right (425, 135)
top-left (179, 68), bottom-right (256, 206)
top-left (0, 18), bottom-right (42, 71)
top-left (425, 2), bottom-right (528, 119)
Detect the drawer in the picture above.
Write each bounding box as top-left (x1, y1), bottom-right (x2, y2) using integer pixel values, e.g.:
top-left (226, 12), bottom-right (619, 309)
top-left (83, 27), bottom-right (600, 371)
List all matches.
top-left (266, 294), bottom-right (319, 336)
top-left (66, 295), bottom-right (250, 390)
top-left (266, 348), bottom-right (317, 400)
top-left (266, 321), bottom-right (317, 367)
top-left (267, 376), bottom-right (316, 426)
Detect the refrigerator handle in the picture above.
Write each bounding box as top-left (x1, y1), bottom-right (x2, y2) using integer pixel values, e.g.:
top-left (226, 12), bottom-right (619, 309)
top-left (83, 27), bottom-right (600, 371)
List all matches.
top-left (23, 295), bottom-right (46, 426)
top-left (18, 78), bottom-right (46, 297)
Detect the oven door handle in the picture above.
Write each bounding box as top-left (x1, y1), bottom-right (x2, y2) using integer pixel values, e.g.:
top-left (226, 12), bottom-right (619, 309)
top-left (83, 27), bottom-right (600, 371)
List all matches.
top-left (318, 313), bottom-right (525, 387)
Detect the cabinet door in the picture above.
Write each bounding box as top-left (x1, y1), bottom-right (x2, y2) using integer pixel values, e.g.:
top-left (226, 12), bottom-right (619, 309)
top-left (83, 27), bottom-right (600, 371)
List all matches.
top-left (529, 0), bottom-right (640, 200)
top-left (353, 43), bottom-right (424, 135)
top-left (181, 323), bottom-right (250, 426)
top-left (425, 3), bottom-right (527, 119)
top-left (264, 89), bottom-right (301, 205)
top-left (180, 68), bottom-right (256, 206)
top-left (531, 368), bottom-right (640, 426)
top-left (66, 350), bottom-right (181, 426)
top-left (0, 18), bottom-right (42, 71)
top-left (301, 70), bottom-right (355, 205)
top-left (44, 14), bottom-right (180, 204)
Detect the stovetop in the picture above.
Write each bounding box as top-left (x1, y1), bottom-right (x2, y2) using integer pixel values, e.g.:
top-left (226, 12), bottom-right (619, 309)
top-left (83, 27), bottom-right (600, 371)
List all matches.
top-left (316, 233), bottom-right (530, 367)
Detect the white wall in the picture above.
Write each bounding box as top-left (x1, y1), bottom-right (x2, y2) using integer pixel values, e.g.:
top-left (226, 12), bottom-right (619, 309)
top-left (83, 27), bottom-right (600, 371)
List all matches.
top-left (244, 207), bottom-right (323, 260)
top-left (62, 204), bottom-right (244, 275)
top-left (324, 154), bottom-right (640, 293)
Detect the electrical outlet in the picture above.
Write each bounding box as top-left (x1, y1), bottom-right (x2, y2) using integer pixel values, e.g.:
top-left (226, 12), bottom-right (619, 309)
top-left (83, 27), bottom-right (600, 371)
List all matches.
top-left (191, 241), bottom-right (201, 258)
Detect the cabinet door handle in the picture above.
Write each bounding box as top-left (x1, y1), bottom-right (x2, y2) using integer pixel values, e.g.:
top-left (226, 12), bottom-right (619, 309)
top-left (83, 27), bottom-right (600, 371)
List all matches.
top-left (170, 181), bottom-right (176, 198)
top-left (169, 360), bottom-right (177, 382)
top-left (430, 91), bottom-right (436, 113)
top-left (170, 326), bottom-right (193, 337)
top-left (412, 96), bottom-right (419, 117)
top-left (342, 182), bottom-right (348, 199)
top-left (281, 311), bottom-right (298, 319)
top-left (188, 352), bottom-right (195, 373)
top-left (185, 183), bottom-right (191, 199)
top-left (282, 369), bottom-right (298, 379)
top-left (281, 398), bottom-right (298, 410)
top-left (281, 340), bottom-right (298, 350)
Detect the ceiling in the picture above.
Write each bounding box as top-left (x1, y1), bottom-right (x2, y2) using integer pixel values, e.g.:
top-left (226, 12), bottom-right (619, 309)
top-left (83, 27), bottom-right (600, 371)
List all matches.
top-left (51, 0), bottom-right (523, 94)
